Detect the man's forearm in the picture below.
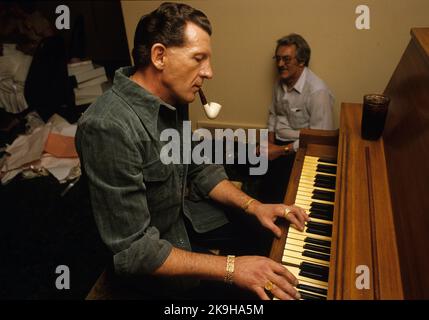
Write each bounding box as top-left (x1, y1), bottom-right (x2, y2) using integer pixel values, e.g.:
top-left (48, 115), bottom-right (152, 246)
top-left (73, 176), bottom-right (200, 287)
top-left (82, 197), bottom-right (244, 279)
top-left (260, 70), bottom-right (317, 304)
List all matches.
top-left (152, 247), bottom-right (226, 281)
top-left (208, 180), bottom-right (261, 213)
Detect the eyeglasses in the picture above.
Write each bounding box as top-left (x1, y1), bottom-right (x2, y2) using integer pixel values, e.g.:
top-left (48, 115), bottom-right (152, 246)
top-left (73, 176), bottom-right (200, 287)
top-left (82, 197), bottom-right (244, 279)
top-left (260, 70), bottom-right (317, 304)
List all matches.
top-left (272, 55), bottom-right (296, 64)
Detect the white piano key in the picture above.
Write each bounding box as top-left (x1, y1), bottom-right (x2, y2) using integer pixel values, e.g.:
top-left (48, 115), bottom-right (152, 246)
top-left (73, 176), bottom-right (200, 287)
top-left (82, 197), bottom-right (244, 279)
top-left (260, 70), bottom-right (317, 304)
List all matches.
top-left (287, 228), bottom-right (332, 242)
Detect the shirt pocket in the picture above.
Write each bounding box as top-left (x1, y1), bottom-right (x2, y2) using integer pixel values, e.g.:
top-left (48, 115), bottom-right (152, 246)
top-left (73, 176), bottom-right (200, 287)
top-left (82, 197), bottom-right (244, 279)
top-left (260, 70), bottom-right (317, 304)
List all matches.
top-left (142, 157), bottom-right (173, 182)
top-left (142, 158), bottom-right (176, 213)
top-left (287, 106), bottom-right (308, 128)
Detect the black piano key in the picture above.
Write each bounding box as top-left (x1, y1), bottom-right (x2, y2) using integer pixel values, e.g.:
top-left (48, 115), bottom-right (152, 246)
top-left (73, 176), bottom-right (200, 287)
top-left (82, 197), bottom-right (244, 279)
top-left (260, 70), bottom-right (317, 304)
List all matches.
top-left (313, 189), bottom-right (335, 199)
top-left (312, 191), bottom-right (335, 202)
top-left (307, 227), bottom-right (331, 237)
top-left (303, 250), bottom-right (330, 262)
top-left (315, 174), bottom-right (336, 183)
top-left (314, 181), bottom-right (335, 190)
top-left (304, 243), bottom-right (331, 254)
top-left (301, 262), bottom-right (330, 275)
top-left (300, 264), bottom-right (329, 282)
top-left (314, 177), bottom-right (336, 186)
top-left (309, 210), bottom-right (333, 221)
top-left (310, 206), bottom-right (333, 215)
top-left (311, 202), bottom-right (335, 212)
top-left (299, 290), bottom-right (327, 300)
top-left (315, 179), bottom-right (336, 189)
top-left (297, 284), bottom-right (328, 296)
top-left (317, 164), bottom-right (337, 174)
top-left (309, 212), bottom-right (332, 221)
top-left (307, 221), bottom-right (332, 232)
top-left (318, 158), bottom-right (337, 165)
top-left (304, 237), bottom-right (331, 248)
top-left (300, 269), bottom-right (329, 282)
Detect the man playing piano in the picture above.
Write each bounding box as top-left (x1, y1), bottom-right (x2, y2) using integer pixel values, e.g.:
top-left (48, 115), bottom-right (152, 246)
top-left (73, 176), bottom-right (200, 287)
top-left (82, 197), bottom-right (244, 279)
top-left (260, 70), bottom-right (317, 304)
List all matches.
top-left (261, 34), bottom-right (335, 203)
top-left (76, 2), bottom-right (309, 300)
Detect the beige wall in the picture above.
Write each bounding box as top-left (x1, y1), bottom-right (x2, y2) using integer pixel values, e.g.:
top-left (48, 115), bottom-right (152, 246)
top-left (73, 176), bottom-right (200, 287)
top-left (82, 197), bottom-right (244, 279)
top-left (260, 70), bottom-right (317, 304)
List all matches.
top-left (120, 0), bottom-right (429, 129)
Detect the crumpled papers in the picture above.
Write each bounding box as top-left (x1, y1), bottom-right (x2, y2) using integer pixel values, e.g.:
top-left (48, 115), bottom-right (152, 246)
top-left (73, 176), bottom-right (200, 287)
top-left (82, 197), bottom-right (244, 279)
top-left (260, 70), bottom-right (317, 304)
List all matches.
top-left (0, 113), bottom-right (80, 184)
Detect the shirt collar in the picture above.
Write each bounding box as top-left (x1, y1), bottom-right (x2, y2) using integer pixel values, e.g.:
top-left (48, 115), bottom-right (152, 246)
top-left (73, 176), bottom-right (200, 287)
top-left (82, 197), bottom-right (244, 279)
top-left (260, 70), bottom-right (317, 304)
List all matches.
top-left (112, 66), bottom-right (177, 136)
top-left (281, 67), bottom-right (307, 94)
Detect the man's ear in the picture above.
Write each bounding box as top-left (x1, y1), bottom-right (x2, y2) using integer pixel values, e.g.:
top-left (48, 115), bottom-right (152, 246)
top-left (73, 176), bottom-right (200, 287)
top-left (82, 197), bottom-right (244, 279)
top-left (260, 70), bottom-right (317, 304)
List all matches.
top-left (151, 43), bottom-right (167, 70)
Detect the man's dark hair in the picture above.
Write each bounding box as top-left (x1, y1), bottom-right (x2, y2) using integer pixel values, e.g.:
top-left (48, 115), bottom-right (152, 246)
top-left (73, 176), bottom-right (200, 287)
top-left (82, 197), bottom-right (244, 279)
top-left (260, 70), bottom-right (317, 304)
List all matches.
top-left (276, 33), bottom-right (311, 67)
top-left (132, 2), bottom-right (212, 69)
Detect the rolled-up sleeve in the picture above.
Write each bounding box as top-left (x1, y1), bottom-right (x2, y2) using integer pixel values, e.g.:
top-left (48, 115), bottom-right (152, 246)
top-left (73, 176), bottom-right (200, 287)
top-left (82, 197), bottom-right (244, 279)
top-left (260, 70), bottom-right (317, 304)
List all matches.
top-left (187, 160), bottom-right (228, 200)
top-left (76, 118), bottom-right (172, 276)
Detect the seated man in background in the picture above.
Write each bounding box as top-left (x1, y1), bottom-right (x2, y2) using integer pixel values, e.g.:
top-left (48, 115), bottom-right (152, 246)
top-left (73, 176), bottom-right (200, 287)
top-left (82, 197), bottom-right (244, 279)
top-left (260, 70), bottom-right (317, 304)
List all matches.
top-left (260, 33), bottom-right (335, 204)
top-left (76, 2), bottom-right (309, 300)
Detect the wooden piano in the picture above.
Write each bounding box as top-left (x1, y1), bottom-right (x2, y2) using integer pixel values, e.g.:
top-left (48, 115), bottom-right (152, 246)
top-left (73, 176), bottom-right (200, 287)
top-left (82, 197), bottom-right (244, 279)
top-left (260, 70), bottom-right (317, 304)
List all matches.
top-left (269, 28), bottom-right (429, 300)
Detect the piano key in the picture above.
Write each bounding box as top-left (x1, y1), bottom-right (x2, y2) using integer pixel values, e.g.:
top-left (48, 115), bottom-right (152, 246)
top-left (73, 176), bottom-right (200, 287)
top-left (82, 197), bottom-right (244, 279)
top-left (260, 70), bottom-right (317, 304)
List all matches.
top-left (304, 156), bottom-right (337, 165)
top-left (298, 183), bottom-right (335, 193)
top-left (303, 158), bottom-right (337, 166)
top-left (288, 228), bottom-right (332, 242)
top-left (283, 256), bottom-right (330, 283)
top-left (298, 199), bottom-right (335, 213)
top-left (309, 202), bottom-right (335, 212)
top-left (302, 177), bottom-right (335, 187)
top-left (300, 170), bottom-right (336, 179)
top-left (285, 240), bottom-right (330, 258)
top-left (304, 237), bottom-right (331, 247)
top-left (309, 212), bottom-right (333, 222)
top-left (297, 284), bottom-right (328, 296)
top-left (300, 269), bottom-right (329, 282)
top-left (299, 290), bottom-right (327, 300)
top-left (314, 180), bottom-right (336, 190)
top-left (307, 221), bottom-right (332, 231)
top-left (306, 216), bottom-right (333, 225)
top-left (286, 234), bottom-right (331, 249)
top-left (303, 159), bottom-right (337, 167)
top-left (301, 170), bottom-right (336, 179)
top-left (306, 227), bottom-right (332, 237)
top-left (303, 250), bottom-right (330, 262)
top-left (285, 265), bottom-right (328, 288)
top-left (283, 249), bottom-right (330, 267)
top-left (296, 196), bottom-right (335, 206)
top-left (313, 189), bottom-right (336, 201)
top-left (314, 179), bottom-right (336, 190)
top-left (296, 195), bottom-right (335, 206)
top-left (312, 191), bottom-right (336, 202)
top-left (298, 191), bottom-right (332, 201)
top-left (314, 177), bottom-right (336, 186)
top-left (301, 261), bottom-right (330, 276)
top-left (309, 206), bottom-right (334, 216)
top-left (317, 157), bottom-right (337, 165)
top-left (285, 241), bottom-right (331, 263)
top-left (316, 164), bottom-right (337, 174)
top-left (303, 243), bottom-right (331, 254)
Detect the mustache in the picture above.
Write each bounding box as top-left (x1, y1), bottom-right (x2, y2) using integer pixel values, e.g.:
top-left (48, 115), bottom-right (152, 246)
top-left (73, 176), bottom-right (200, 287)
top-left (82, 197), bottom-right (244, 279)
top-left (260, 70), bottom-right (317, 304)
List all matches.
top-left (278, 67), bottom-right (288, 72)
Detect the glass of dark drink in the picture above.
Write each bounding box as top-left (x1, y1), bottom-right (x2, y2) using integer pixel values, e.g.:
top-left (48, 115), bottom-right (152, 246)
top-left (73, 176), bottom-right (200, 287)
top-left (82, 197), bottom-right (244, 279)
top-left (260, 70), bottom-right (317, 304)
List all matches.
top-left (361, 94), bottom-right (390, 140)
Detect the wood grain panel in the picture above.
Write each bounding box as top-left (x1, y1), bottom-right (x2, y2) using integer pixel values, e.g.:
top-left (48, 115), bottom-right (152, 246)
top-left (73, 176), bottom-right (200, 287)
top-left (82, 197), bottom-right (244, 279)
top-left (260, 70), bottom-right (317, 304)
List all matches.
top-left (383, 28), bottom-right (429, 299)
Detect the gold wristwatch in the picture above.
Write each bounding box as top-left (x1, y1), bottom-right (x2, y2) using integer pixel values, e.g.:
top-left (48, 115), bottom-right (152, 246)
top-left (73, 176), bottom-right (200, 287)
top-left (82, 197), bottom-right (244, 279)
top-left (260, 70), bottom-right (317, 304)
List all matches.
top-left (284, 145), bottom-right (290, 154)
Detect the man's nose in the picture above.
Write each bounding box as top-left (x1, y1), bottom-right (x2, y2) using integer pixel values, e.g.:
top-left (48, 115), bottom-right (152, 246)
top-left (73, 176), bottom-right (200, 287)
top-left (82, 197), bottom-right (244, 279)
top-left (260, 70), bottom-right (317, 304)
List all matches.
top-left (277, 59), bottom-right (285, 68)
top-left (201, 61), bottom-right (213, 79)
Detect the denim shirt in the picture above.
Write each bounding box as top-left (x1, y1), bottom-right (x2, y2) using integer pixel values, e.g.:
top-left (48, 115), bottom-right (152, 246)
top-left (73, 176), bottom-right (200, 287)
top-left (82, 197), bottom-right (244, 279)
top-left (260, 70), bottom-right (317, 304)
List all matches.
top-left (75, 67), bottom-right (228, 295)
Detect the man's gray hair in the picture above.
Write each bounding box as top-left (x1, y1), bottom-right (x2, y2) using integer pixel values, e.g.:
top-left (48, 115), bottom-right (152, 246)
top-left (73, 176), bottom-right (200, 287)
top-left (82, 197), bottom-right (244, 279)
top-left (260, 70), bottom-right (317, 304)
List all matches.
top-left (276, 33), bottom-right (311, 67)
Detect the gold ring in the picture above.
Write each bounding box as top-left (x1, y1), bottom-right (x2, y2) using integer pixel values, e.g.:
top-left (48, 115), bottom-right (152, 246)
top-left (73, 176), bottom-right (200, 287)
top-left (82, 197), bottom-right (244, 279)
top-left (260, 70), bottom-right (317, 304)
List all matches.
top-left (264, 280), bottom-right (274, 291)
top-left (284, 207), bottom-right (291, 219)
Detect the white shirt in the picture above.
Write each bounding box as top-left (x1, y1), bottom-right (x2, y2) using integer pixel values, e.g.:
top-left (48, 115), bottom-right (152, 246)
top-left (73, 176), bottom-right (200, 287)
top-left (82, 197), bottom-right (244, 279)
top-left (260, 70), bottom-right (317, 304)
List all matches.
top-left (267, 67), bottom-right (335, 151)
